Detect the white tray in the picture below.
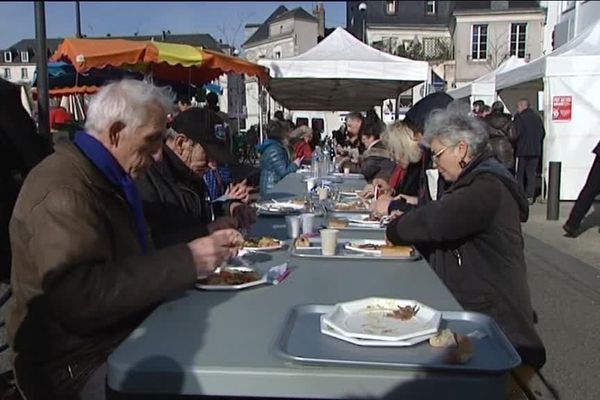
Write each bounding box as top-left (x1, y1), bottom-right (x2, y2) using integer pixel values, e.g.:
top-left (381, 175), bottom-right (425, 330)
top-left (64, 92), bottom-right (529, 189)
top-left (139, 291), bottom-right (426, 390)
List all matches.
top-left (322, 297), bottom-right (442, 342)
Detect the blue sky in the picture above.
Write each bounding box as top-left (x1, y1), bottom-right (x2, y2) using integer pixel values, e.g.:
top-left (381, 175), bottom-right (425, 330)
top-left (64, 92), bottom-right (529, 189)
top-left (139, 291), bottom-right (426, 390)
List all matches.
top-left (0, 1), bottom-right (347, 50)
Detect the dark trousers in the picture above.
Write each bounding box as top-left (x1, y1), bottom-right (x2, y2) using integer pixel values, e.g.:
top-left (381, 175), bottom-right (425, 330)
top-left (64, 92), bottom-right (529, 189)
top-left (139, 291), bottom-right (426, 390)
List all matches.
top-left (517, 156), bottom-right (538, 199)
top-left (565, 155), bottom-right (600, 229)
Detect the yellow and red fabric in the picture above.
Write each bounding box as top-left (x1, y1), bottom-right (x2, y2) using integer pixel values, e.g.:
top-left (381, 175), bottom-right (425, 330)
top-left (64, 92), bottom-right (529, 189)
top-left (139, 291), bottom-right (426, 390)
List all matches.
top-left (51, 38), bottom-right (268, 84)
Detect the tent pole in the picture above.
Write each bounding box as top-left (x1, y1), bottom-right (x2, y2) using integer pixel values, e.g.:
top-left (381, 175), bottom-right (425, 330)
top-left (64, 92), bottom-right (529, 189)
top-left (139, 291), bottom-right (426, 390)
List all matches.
top-left (35, 1), bottom-right (50, 138)
top-left (258, 81), bottom-right (264, 144)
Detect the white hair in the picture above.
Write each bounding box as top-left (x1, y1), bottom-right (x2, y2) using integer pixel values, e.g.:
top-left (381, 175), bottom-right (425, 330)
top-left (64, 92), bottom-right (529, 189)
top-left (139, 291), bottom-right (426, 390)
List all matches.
top-left (85, 79), bottom-right (175, 137)
top-left (424, 107), bottom-right (489, 157)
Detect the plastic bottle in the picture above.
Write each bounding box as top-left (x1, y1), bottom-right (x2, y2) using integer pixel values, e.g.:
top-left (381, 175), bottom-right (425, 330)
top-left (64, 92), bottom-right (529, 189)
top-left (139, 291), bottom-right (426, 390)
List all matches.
top-left (322, 142), bottom-right (331, 177)
top-left (311, 146), bottom-right (322, 179)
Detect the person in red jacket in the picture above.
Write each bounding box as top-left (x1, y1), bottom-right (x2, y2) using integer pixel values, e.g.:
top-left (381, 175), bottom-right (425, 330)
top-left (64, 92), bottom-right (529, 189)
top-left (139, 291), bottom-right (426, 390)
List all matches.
top-left (291, 125), bottom-right (313, 161)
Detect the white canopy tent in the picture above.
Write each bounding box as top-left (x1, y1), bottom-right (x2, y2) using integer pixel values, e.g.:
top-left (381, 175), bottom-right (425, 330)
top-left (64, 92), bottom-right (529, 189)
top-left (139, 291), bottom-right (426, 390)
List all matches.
top-left (447, 56), bottom-right (526, 106)
top-left (496, 21), bottom-right (600, 200)
top-left (258, 27), bottom-right (429, 111)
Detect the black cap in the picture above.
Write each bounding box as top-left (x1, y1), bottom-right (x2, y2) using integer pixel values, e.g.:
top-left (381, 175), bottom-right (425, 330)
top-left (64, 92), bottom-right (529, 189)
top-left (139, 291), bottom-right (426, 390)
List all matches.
top-left (171, 108), bottom-right (235, 165)
top-left (404, 92), bottom-right (453, 133)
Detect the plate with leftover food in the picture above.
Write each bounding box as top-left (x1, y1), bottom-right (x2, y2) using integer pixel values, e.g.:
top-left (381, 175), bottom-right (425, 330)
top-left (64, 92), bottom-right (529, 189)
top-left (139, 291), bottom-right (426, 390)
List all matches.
top-left (322, 297), bottom-right (442, 342)
top-left (196, 266), bottom-right (267, 290)
top-left (345, 240), bottom-right (414, 258)
top-left (243, 236), bottom-right (283, 251)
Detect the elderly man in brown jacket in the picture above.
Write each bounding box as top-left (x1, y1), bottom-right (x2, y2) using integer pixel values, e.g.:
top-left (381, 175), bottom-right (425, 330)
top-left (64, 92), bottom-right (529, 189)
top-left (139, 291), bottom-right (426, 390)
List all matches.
top-left (7, 80), bottom-right (243, 400)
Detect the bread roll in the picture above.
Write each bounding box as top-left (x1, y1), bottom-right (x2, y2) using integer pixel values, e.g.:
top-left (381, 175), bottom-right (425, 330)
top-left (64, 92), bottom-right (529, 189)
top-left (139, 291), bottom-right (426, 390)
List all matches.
top-left (380, 245), bottom-right (413, 257)
top-left (429, 329), bottom-right (457, 348)
top-left (294, 236), bottom-right (311, 248)
top-left (328, 218), bottom-right (348, 228)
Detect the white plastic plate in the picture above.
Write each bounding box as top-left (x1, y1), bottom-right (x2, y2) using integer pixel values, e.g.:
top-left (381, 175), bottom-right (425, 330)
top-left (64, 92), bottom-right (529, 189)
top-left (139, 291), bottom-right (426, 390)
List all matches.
top-left (196, 267), bottom-right (267, 291)
top-left (322, 297), bottom-right (442, 342)
top-left (345, 240), bottom-right (388, 255)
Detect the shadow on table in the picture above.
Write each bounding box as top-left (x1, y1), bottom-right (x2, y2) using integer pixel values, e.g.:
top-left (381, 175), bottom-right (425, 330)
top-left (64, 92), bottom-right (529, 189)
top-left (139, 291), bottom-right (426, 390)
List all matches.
top-left (262, 192), bottom-right (295, 201)
top-left (107, 290), bottom-right (238, 400)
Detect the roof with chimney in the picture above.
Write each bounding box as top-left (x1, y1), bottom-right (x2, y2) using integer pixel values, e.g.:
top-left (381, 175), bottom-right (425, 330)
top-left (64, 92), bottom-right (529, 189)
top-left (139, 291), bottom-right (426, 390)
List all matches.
top-left (243, 6), bottom-right (317, 48)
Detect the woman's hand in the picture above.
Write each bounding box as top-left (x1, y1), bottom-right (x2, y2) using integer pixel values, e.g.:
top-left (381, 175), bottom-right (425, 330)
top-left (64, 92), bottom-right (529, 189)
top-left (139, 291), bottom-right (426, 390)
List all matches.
top-left (369, 194), bottom-right (393, 216)
top-left (372, 178), bottom-right (394, 196)
top-left (226, 179), bottom-right (250, 203)
top-left (394, 194), bottom-right (418, 205)
top-left (293, 157), bottom-right (304, 167)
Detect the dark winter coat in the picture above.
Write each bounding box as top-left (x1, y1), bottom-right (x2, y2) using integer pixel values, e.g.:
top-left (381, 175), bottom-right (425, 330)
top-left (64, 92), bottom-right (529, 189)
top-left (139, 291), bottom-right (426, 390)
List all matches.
top-left (256, 139), bottom-right (298, 197)
top-left (8, 141), bottom-right (196, 398)
top-left (386, 152), bottom-right (546, 369)
top-left (514, 108), bottom-right (545, 157)
top-left (485, 112), bottom-right (516, 170)
top-left (136, 145), bottom-right (231, 248)
top-left (360, 140), bottom-right (396, 182)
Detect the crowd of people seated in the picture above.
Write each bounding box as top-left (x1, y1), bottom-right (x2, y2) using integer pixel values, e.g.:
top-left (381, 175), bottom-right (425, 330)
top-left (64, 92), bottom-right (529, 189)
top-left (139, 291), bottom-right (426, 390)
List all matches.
top-left (1, 75), bottom-right (555, 399)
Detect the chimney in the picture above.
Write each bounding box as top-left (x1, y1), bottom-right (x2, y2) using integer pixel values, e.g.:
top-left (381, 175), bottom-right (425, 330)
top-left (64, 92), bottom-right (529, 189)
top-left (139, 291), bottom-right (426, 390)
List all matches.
top-left (313, 2), bottom-right (325, 39)
top-left (490, 1), bottom-right (509, 10)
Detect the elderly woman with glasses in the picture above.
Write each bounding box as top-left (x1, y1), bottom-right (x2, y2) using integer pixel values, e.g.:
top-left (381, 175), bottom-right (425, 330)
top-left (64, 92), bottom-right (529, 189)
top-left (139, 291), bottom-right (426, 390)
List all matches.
top-left (385, 109), bottom-right (546, 370)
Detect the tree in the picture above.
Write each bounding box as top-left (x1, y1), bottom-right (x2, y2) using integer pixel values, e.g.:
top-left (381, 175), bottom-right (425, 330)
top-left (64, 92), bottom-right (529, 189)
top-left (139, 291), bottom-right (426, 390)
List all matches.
top-left (485, 28), bottom-right (510, 71)
top-left (216, 12), bottom-right (255, 50)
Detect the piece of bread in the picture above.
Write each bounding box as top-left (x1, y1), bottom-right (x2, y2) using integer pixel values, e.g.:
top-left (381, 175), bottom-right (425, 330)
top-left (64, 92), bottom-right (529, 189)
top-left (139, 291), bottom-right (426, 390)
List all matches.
top-left (380, 245), bottom-right (413, 257)
top-left (429, 329), bottom-right (457, 348)
top-left (294, 236), bottom-right (311, 248)
top-left (328, 218), bottom-right (348, 228)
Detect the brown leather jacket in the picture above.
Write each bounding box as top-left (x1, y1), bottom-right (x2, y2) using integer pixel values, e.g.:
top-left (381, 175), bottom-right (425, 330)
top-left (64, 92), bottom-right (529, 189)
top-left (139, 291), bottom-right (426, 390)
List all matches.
top-left (7, 141), bottom-right (197, 399)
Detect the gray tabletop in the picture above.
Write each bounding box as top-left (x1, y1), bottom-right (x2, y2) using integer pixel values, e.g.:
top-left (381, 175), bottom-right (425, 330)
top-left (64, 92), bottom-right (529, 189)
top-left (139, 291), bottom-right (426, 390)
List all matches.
top-left (107, 173), bottom-right (469, 399)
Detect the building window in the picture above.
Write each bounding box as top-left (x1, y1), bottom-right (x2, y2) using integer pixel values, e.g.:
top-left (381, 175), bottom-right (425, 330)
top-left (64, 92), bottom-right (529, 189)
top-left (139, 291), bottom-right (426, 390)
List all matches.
top-left (3, 68), bottom-right (10, 79)
top-left (21, 68), bottom-right (28, 79)
top-left (3, 51), bottom-right (12, 63)
top-left (385, 1), bottom-right (396, 15)
top-left (20, 50), bottom-right (29, 62)
top-left (275, 51), bottom-right (281, 59)
top-left (510, 23), bottom-right (527, 58)
top-left (426, 0), bottom-right (436, 15)
top-left (471, 24), bottom-right (488, 60)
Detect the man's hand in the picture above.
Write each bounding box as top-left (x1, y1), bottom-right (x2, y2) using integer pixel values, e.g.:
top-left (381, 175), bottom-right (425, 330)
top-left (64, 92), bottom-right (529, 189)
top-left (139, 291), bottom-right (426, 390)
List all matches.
top-left (187, 229), bottom-right (243, 277)
top-left (207, 216), bottom-right (239, 233)
top-left (226, 179), bottom-right (250, 203)
top-left (369, 194), bottom-right (393, 216)
top-left (230, 202), bottom-right (256, 229)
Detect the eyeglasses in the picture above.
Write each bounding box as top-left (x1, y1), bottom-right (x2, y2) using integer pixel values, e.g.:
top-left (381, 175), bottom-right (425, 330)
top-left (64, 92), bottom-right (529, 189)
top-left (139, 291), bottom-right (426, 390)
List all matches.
top-left (431, 146), bottom-right (449, 163)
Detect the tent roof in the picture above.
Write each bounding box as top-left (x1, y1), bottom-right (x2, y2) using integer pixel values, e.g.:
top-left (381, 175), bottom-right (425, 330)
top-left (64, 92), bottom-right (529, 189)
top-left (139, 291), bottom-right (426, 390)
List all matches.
top-left (447, 56), bottom-right (526, 100)
top-left (496, 21), bottom-right (600, 91)
top-left (257, 27), bottom-right (428, 110)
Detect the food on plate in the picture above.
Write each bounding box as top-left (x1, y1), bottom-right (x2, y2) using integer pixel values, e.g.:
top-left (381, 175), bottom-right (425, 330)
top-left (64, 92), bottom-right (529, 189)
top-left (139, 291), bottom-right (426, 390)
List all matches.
top-left (293, 235), bottom-right (311, 248)
top-left (430, 329), bottom-right (474, 364)
top-left (387, 304), bottom-right (420, 321)
top-left (364, 215), bottom-right (380, 222)
top-left (380, 245), bottom-right (414, 257)
top-left (244, 236), bottom-right (280, 248)
top-left (328, 218), bottom-right (349, 228)
top-left (198, 269), bottom-right (261, 286)
top-left (335, 201), bottom-right (367, 211)
top-left (356, 243), bottom-right (382, 250)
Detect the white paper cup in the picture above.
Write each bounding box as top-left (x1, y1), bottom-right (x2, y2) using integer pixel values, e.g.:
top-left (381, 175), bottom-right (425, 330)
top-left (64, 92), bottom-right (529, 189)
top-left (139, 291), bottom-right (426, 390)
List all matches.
top-left (306, 177), bottom-right (317, 193)
top-left (320, 229), bottom-right (339, 256)
top-left (301, 213), bottom-right (316, 235)
top-left (344, 167), bottom-right (350, 175)
top-left (317, 187), bottom-right (329, 201)
top-left (285, 215), bottom-right (301, 239)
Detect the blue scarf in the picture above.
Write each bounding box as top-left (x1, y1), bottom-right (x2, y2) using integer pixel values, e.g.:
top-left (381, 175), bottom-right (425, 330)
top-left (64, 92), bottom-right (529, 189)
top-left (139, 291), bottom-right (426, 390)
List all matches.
top-left (74, 132), bottom-right (148, 254)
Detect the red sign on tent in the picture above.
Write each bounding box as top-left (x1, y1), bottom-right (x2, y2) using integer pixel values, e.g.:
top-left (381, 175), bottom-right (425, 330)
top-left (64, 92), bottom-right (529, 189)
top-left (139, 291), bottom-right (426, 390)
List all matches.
top-left (552, 96), bottom-right (572, 122)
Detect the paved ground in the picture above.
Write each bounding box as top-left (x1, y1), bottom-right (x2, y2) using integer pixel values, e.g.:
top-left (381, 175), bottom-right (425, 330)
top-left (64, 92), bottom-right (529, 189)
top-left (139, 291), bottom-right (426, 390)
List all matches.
top-left (0, 201), bottom-right (598, 398)
top-left (522, 201), bottom-right (600, 400)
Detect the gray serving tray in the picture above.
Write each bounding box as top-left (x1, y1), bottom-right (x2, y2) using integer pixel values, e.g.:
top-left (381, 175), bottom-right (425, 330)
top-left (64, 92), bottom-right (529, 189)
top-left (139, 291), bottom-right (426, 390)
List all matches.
top-left (326, 212), bottom-right (386, 231)
top-left (274, 305), bottom-right (521, 374)
top-left (290, 238), bottom-right (420, 261)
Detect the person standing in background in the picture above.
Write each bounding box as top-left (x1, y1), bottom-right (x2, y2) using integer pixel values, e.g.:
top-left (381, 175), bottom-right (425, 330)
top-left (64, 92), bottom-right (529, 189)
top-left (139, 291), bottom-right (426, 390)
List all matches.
top-left (563, 140), bottom-right (600, 237)
top-left (513, 99), bottom-right (545, 204)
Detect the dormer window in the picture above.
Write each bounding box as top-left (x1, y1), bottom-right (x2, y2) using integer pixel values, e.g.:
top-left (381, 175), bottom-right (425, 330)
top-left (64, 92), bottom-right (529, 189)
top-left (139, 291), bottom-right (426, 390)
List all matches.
top-left (3, 51), bottom-right (12, 63)
top-left (21, 51), bottom-right (29, 62)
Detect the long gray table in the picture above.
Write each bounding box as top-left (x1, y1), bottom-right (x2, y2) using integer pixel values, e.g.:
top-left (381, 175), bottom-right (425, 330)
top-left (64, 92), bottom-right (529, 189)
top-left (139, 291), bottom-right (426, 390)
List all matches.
top-left (107, 172), bottom-right (478, 399)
